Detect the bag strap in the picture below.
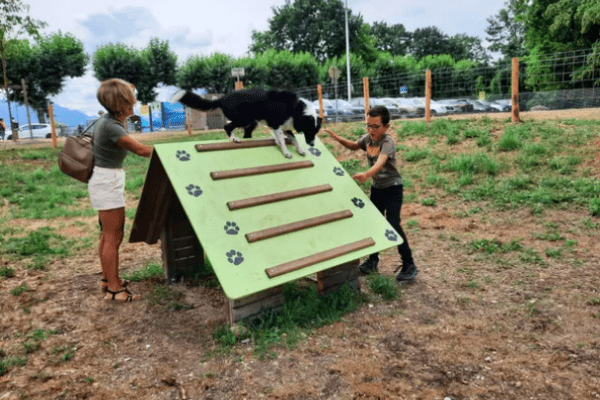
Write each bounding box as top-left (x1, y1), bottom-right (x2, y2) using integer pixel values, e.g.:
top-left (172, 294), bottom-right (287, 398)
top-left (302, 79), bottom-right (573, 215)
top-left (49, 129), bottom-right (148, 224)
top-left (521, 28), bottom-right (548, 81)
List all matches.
top-left (79, 116), bottom-right (102, 140)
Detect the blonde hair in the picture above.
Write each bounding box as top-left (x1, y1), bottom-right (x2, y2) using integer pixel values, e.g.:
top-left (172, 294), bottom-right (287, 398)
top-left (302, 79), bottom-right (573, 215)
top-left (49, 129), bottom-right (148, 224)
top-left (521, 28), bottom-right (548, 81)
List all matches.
top-left (97, 78), bottom-right (136, 119)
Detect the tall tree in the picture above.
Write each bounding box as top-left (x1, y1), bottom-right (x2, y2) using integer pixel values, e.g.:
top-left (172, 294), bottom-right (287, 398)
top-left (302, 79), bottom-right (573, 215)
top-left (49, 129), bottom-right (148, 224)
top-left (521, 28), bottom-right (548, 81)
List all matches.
top-left (92, 38), bottom-right (177, 105)
top-left (369, 21), bottom-right (410, 56)
top-left (93, 38), bottom-right (177, 131)
top-left (6, 32), bottom-right (88, 122)
top-left (249, 0), bottom-right (375, 63)
top-left (447, 34), bottom-right (490, 64)
top-left (0, 0), bottom-right (46, 138)
top-left (408, 26), bottom-right (451, 60)
top-left (485, 0), bottom-right (528, 60)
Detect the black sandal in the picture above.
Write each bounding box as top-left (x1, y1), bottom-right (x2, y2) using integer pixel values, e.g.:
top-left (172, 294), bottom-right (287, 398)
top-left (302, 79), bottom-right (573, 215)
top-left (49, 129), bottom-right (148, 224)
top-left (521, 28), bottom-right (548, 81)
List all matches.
top-left (105, 287), bottom-right (138, 302)
top-left (101, 279), bottom-right (130, 293)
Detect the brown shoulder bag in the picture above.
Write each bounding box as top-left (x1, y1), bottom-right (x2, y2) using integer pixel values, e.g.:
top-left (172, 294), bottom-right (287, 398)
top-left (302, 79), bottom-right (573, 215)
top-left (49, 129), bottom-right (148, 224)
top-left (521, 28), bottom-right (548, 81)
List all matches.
top-left (57, 120), bottom-right (99, 183)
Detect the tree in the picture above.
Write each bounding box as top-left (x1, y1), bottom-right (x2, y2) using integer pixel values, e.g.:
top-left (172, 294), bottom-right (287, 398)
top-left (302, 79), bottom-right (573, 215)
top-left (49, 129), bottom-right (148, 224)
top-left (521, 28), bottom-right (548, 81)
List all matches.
top-left (447, 34), bottom-right (490, 64)
top-left (369, 21), bottom-right (410, 56)
top-left (0, 0), bottom-right (46, 138)
top-left (177, 53), bottom-right (233, 94)
top-left (485, 0), bottom-right (528, 60)
top-left (93, 38), bottom-right (177, 105)
top-left (249, 0), bottom-right (375, 63)
top-left (408, 26), bottom-right (451, 60)
top-left (93, 38), bottom-right (177, 131)
top-left (6, 32), bottom-right (88, 122)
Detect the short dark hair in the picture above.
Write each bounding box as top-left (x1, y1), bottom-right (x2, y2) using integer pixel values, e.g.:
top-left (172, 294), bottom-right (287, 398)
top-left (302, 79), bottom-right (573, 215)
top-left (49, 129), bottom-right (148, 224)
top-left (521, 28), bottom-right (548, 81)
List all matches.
top-left (367, 105), bottom-right (390, 125)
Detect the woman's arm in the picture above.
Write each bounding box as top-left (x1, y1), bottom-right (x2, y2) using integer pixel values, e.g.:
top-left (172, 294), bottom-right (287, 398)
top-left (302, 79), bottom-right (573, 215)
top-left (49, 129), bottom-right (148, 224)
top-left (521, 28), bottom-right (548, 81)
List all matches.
top-left (117, 135), bottom-right (153, 158)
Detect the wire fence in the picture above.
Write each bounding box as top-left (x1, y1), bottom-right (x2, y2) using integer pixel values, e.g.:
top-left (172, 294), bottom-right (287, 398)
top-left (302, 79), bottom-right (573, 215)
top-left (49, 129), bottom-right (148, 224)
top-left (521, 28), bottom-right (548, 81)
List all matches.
top-left (1, 47), bottom-right (599, 142)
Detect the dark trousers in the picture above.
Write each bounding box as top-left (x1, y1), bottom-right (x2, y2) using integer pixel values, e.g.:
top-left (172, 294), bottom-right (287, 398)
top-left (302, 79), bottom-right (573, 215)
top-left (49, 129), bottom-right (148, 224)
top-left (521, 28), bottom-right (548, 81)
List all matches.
top-left (368, 184), bottom-right (414, 266)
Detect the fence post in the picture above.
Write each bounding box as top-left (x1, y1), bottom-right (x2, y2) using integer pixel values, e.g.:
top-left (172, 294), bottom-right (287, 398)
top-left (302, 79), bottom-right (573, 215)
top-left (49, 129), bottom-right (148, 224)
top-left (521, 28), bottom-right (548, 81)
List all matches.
top-left (317, 84), bottom-right (325, 122)
top-left (425, 70), bottom-right (432, 123)
top-left (48, 102), bottom-right (57, 149)
top-left (511, 57), bottom-right (521, 123)
top-left (235, 81), bottom-right (244, 90)
top-left (363, 77), bottom-right (370, 119)
top-left (186, 106), bottom-right (192, 135)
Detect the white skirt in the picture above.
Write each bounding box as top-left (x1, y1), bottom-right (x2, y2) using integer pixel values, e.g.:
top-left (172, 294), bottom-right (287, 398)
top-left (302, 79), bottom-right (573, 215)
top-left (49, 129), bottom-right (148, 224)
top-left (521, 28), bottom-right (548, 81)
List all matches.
top-left (88, 166), bottom-right (126, 210)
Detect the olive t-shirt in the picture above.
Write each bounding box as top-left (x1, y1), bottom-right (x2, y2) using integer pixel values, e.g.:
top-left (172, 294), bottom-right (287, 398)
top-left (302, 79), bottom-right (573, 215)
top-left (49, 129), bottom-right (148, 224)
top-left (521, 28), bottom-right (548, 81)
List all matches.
top-left (92, 113), bottom-right (129, 169)
top-left (357, 133), bottom-right (402, 189)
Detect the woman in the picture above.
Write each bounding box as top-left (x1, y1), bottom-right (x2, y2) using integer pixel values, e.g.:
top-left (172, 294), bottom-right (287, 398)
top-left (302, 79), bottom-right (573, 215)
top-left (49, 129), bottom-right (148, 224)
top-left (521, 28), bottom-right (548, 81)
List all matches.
top-left (89, 78), bottom-right (153, 302)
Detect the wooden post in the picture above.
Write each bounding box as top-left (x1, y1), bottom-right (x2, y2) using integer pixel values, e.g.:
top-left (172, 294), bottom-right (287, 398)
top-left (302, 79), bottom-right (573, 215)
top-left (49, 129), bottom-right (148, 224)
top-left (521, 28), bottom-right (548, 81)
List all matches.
top-left (48, 103), bottom-right (57, 149)
top-left (317, 84), bottom-right (325, 122)
top-left (425, 70), bottom-right (432, 123)
top-left (21, 79), bottom-right (33, 139)
top-left (511, 57), bottom-right (521, 123)
top-left (363, 77), bottom-right (370, 119)
top-left (185, 106), bottom-right (192, 135)
top-left (235, 81), bottom-right (244, 90)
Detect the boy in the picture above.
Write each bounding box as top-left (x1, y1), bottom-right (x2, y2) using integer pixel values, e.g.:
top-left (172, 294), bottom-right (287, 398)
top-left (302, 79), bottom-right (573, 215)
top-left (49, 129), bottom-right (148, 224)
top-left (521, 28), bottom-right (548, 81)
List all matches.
top-left (323, 105), bottom-right (418, 284)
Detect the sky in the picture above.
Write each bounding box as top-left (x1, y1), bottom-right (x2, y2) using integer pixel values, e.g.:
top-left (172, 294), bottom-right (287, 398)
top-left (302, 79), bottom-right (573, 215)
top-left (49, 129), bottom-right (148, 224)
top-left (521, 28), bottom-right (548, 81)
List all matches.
top-left (9, 0), bottom-right (507, 118)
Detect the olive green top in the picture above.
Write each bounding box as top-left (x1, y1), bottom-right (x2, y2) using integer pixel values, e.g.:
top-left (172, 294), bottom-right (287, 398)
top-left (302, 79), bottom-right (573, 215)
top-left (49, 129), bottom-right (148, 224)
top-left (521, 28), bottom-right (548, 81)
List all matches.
top-left (92, 113), bottom-right (128, 169)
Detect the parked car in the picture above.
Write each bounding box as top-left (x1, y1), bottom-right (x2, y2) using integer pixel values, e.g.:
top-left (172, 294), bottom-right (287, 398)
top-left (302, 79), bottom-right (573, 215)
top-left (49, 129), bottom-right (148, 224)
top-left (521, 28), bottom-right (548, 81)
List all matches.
top-left (350, 98), bottom-right (403, 119)
top-left (380, 98), bottom-right (420, 118)
top-left (313, 99), bottom-right (357, 121)
top-left (479, 99), bottom-right (511, 112)
top-left (7, 123), bottom-right (52, 140)
top-left (322, 99), bottom-right (364, 121)
top-left (405, 98), bottom-right (456, 116)
top-left (465, 99), bottom-right (495, 113)
top-left (437, 99), bottom-right (475, 113)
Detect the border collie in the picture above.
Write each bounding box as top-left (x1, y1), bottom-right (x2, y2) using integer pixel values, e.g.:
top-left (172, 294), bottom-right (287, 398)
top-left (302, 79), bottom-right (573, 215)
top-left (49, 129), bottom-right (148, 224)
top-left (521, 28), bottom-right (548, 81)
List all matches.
top-left (171, 88), bottom-right (322, 158)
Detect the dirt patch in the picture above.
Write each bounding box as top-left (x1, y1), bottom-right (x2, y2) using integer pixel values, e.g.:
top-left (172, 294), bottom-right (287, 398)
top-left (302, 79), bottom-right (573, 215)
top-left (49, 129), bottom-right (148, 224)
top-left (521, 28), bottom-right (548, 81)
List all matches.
top-left (1, 109), bottom-right (600, 400)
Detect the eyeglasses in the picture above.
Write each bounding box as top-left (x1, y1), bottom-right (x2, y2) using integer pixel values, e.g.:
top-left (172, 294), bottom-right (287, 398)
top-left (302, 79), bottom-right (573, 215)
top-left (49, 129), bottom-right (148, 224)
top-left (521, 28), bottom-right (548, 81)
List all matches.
top-left (365, 123), bottom-right (383, 130)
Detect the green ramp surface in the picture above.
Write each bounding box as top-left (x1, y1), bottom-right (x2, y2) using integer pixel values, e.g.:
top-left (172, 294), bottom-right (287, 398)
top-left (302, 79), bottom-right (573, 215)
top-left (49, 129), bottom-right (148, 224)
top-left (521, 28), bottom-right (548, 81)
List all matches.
top-left (152, 136), bottom-right (401, 299)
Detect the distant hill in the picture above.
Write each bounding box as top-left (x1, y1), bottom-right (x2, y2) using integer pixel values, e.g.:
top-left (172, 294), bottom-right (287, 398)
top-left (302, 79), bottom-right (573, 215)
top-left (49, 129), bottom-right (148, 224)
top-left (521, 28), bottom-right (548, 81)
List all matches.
top-left (0, 100), bottom-right (93, 127)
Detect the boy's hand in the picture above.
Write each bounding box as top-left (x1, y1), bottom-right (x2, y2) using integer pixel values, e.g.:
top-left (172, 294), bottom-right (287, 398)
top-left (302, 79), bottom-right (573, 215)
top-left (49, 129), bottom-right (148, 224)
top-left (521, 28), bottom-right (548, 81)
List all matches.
top-left (323, 128), bottom-right (337, 139)
top-left (352, 172), bottom-right (368, 184)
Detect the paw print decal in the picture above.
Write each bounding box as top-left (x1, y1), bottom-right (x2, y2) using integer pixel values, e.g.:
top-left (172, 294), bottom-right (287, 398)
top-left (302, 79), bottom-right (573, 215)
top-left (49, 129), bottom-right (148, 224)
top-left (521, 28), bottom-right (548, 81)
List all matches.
top-left (186, 184), bottom-right (203, 197)
top-left (226, 250), bottom-right (244, 266)
top-left (333, 167), bottom-right (345, 176)
top-left (308, 147), bottom-right (322, 157)
top-left (351, 198), bottom-right (365, 209)
top-left (176, 150), bottom-right (191, 162)
top-left (224, 221), bottom-right (240, 235)
top-left (385, 229), bottom-right (398, 242)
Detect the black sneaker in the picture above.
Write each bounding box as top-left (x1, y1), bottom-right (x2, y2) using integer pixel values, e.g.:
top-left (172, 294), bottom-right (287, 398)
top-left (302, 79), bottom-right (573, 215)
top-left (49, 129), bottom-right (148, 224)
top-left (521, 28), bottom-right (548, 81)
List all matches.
top-left (395, 263), bottom-right (418, 283)
top-left (359, 258), bottom-right (378, 275)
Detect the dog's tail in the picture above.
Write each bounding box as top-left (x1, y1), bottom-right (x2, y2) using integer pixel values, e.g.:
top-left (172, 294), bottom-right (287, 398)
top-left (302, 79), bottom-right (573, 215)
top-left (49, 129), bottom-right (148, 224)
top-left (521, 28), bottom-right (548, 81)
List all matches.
top-left (171, 90), bottom-right (220, 110)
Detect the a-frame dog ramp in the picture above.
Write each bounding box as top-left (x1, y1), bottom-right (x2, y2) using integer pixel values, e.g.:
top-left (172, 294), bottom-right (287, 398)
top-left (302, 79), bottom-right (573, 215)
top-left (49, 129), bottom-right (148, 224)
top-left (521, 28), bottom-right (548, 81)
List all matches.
top-left (130, 136), bottom-right (402, 311)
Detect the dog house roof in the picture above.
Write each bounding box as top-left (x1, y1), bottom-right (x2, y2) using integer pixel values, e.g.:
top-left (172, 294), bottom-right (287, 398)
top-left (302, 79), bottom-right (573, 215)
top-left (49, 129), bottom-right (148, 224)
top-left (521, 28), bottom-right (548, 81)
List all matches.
top-left (130, 136), bottom-right (401, 300)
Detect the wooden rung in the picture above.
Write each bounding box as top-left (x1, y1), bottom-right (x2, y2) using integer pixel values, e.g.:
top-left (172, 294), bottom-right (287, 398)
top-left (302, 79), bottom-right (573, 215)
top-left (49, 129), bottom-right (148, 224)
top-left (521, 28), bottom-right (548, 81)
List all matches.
top-left (246, 210), bottom-right (353, 243)
top-left (227, 184), bottom-right (332, 211)
top-left (211, 160), bottom-right (314, 180)
top-left (196, 138), bottom-right (291, 152)
top-left (265, 238), bottom-right (376, 278)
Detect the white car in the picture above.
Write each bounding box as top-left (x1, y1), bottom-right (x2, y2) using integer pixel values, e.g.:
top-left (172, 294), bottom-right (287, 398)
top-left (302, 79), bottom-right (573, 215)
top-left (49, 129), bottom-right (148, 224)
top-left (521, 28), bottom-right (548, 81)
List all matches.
top-left (8, 123), bottom-right (53, 140)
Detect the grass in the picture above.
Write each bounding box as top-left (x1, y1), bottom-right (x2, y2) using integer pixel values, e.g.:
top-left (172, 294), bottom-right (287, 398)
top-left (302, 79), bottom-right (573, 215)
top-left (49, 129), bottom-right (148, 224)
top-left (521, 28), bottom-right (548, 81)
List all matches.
top-left (212, 281), bottom-right (368, 358)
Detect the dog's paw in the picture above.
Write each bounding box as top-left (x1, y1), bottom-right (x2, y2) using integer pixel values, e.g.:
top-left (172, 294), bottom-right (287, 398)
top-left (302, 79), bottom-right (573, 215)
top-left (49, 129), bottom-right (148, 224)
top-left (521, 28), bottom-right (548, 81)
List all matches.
top-left (296, 148), bottom-right (306, 156)
top-left (230, 136), bottom-right (242, 143)
top-left (226, 250), bottom-right (244, 266)
top-left (224, 221), bottom-right (240, 235)
top-left (283, 151), bottom-right (293, 158)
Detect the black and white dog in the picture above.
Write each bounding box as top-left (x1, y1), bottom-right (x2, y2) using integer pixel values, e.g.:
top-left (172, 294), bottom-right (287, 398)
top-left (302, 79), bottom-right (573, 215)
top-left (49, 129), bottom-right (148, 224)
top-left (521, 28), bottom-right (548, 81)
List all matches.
top-left (171, 88), bottom-right (322, 158)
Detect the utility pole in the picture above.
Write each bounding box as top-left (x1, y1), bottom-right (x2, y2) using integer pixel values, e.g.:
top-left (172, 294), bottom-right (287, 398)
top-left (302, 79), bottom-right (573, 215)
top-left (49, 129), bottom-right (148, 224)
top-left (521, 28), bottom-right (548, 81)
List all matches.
top-left (344, 0), bottom-right (351, 101)
top-left (21, 79), bottom-right (33, 139)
